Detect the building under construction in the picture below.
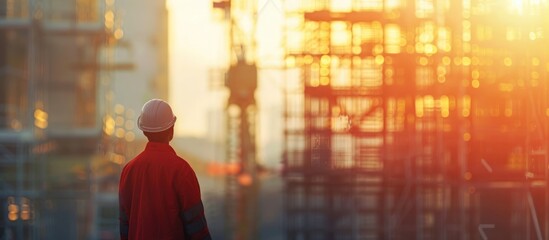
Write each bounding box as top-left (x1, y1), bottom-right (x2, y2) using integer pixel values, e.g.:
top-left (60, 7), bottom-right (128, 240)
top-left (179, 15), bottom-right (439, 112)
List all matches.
top-left (282, 0), bottom-right (549, 239)
top-left (0, 0), bottom-right (125, 238)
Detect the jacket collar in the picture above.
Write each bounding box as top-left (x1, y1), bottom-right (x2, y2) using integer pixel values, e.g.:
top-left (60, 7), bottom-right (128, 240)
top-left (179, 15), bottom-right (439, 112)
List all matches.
top-left (145, 142), bottom-right (176, 154)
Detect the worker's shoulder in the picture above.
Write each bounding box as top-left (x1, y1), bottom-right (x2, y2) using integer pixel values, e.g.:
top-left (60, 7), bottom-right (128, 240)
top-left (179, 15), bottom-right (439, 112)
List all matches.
top-left (122, 151), bottom-right (143, 168)
top-left (169, 154), bottom-right (194, 170)
top-left (123, 151), bottom-right (192, 172)
top-left (120, 152), bottom-right (142, 174)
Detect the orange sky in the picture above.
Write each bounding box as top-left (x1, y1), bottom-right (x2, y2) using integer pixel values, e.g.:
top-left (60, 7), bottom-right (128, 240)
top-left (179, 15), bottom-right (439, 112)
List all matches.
top-left (167, 0), bottom-right (284, 137)
top-left (165, 0), bottom-right (537, 138)
top-left (167, 0), bottom-right (226, 137)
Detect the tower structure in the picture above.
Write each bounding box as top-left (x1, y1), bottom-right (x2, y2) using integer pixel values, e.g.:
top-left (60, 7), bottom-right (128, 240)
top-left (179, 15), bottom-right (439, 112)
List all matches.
top-left (213, 0), bottom-right (260, 239)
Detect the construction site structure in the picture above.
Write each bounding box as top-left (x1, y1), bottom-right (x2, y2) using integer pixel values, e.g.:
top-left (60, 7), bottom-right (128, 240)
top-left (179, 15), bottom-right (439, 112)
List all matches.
top-left (92, 0), bottom-right (169, 238)
top-left (213, 0), bottom-right (260, 239)
top-left (0, 0), bottom-right (125, 238)
top-left (282, 0), bottom-right (549, 239)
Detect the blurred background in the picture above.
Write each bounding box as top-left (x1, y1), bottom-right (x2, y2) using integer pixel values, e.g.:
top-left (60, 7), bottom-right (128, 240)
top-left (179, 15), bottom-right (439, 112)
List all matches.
top-left (1, 0), bottom-right (549, 239)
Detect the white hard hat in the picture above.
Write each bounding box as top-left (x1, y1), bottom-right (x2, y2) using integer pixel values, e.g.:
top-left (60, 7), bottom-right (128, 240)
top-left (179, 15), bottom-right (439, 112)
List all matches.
top-left (137, 99), bottom-right (177, 132)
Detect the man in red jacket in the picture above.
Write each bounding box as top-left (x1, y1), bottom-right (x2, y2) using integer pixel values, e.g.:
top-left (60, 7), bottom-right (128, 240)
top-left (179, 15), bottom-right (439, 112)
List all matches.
top-left (119, 99), bottom-right (211, 240)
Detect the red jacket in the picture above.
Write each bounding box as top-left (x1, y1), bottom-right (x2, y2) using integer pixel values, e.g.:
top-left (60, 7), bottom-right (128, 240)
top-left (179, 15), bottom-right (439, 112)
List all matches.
top-left (119, 142), bottom-right (211, 240)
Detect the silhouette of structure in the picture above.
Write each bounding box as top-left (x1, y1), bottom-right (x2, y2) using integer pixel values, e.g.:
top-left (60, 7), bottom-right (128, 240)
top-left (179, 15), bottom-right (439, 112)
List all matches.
top-left (213, 0), bottom-right (260, 239)
top-left (0, 0), bottom-right (124, 238)
top-left (92, 0), bottom-right (168, 237)
top-left (282, 1), bottom-right (549, 239)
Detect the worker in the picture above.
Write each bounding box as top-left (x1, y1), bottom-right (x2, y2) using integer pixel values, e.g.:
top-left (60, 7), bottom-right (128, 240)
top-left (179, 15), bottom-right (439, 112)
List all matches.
top-left (119, 99), bottom-right (211, 240)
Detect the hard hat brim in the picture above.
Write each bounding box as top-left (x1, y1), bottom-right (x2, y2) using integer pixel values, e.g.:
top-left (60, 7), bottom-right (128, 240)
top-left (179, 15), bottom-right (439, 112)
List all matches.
top-left (138, 116), bottom-right (177, 133)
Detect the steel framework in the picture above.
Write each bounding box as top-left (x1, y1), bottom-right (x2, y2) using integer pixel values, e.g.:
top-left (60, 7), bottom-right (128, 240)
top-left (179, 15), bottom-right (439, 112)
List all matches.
top-left (282, 0), bottom-right (549, 239)
top-left (0, 0), bottom-right (119, 238)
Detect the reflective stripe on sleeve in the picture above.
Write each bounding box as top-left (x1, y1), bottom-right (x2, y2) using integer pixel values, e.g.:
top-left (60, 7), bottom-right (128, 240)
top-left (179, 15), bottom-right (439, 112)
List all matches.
top-left (181, 201), bottom-right (204, 222)
top-left (184, 215), bottom-right (207, 235)
top-left (180, 201), bottom-right (209, 238)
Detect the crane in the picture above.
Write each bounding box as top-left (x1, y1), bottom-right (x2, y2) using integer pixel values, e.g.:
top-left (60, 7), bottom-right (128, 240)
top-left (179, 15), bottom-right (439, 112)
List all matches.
top-left (212, 1), bottom-right (259, 239)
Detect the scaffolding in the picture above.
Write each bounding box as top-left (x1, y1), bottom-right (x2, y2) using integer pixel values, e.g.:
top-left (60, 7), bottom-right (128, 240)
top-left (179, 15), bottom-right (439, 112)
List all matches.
top-left (282, 0), bottom-right (549, 239)
top-left (0, 0), bottom-right (119, 238)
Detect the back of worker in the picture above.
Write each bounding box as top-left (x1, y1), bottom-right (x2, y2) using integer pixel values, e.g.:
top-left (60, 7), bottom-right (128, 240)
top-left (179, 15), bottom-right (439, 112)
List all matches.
top-left (119, 99), bottom-right (211, 240)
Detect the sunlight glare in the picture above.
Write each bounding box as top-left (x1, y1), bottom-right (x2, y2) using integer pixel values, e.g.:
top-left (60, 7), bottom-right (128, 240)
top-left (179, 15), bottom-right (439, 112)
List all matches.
top-left (509, 0), bottom-right (525, 15)
top-left (331, 0), bottom-right (352, 11)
